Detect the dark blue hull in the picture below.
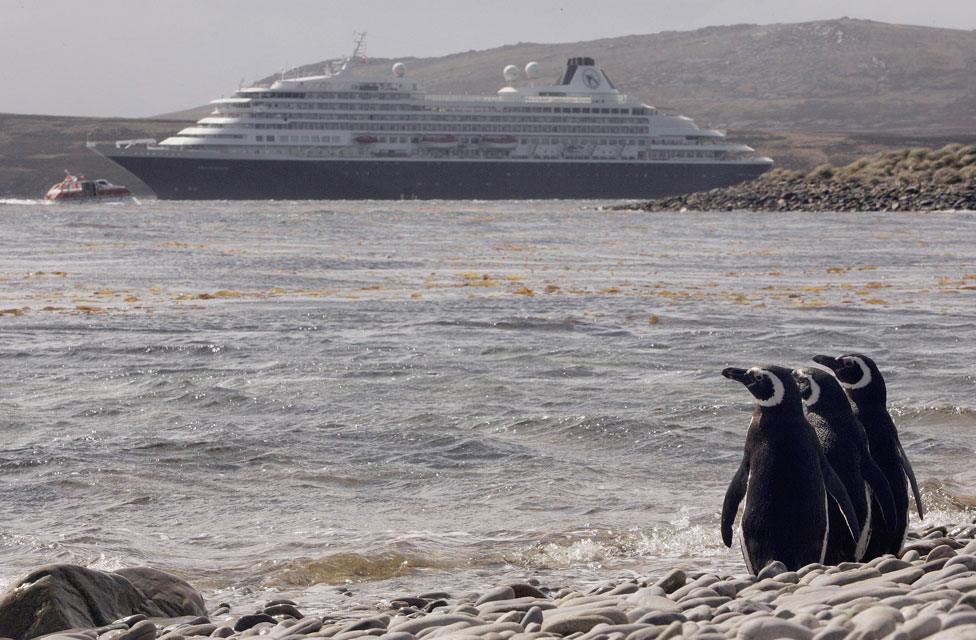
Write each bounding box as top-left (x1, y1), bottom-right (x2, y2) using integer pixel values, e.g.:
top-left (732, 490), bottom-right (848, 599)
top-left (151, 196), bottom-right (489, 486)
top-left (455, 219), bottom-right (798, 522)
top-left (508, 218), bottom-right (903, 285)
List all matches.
top-left (102, 154), bottom-right (771, 200)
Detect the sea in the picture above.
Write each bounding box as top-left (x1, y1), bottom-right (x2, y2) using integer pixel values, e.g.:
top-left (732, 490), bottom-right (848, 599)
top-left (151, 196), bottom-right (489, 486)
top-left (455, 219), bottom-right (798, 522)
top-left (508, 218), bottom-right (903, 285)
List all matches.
top-left (0, 199), bottom-right (974, 614)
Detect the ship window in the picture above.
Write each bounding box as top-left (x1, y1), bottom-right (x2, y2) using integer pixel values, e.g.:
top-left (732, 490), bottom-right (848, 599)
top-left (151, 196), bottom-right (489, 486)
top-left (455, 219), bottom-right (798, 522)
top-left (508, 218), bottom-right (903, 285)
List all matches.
top-left (267, 135), bottom-right (275, 141)
top-left (256, 135), bottom-right (264, 141)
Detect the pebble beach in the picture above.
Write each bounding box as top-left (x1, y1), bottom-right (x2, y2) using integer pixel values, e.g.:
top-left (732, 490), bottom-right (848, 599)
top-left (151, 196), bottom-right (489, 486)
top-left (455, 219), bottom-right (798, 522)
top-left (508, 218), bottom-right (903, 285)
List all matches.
top-left (6, 521), bottom-right (976, 640)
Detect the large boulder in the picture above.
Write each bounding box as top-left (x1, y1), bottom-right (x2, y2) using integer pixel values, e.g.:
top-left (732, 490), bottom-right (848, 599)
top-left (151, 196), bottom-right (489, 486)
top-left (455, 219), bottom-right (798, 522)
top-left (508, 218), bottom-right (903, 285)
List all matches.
top-left (0, 565), bottom-right (206, 640)
top-left (114, 568), bottom-right (206, 618)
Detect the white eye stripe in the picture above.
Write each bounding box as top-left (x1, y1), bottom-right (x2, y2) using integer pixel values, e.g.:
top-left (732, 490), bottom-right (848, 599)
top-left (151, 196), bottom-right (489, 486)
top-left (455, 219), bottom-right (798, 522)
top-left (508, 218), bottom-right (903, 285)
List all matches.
top-left (840, 356), bottom-right (872, 390)
top-left (749, 367), bottom-right (785, 407)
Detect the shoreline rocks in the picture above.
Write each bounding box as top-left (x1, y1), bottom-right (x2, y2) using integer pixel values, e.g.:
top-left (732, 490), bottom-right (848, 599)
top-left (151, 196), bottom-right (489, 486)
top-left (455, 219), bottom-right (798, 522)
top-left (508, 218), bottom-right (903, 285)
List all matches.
top-left (4, 522), bottom-right (976, 640)
top-left (622, 144), bottom-right (976, 213)
top-left (0, 565), bottom-right (206, 640)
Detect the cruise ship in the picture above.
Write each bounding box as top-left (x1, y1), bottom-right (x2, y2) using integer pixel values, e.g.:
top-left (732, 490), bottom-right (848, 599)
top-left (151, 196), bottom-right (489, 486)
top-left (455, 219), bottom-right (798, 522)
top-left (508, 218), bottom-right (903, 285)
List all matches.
top-left (91, 35), bottom-right (773, 200)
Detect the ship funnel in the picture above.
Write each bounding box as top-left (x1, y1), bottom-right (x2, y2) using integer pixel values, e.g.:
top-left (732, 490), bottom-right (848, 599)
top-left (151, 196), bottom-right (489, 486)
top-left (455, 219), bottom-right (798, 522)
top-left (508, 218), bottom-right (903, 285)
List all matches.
top-left (558, 56), bottom-right (616, 92)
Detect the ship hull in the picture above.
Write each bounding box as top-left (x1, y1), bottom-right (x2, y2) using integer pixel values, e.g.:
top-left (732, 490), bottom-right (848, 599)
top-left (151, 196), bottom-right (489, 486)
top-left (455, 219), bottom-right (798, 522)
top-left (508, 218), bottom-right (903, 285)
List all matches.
top-left (100, 152), bottom-right (771, 200)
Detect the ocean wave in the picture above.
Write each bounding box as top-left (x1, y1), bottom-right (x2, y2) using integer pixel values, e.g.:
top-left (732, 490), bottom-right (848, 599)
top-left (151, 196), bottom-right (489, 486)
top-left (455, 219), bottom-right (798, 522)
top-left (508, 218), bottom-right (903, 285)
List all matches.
top-left (254, 552), bottom-right (463, 587)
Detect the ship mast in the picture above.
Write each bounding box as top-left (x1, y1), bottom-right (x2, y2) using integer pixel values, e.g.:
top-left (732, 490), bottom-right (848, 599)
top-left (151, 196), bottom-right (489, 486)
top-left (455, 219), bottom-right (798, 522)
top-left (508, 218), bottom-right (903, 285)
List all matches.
top-left (329, 31), bottom-right (368, 77)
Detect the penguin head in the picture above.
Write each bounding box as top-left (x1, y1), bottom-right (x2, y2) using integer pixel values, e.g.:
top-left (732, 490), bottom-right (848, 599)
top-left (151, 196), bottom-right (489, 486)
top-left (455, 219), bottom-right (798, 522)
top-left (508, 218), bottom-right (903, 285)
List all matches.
top-left (811, 353), bottom-right (886, 405)
top-left (722, 364), bottom-right (800, 409)
top-left (792, 366), bottom-right (849, 412)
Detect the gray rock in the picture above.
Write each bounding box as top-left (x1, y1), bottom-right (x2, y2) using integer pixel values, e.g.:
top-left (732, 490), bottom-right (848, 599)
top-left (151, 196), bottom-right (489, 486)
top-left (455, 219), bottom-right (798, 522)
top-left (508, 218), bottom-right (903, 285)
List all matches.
top-left (520, 608), bottom-right (543, 629)
top-left (273, 617), bottom-right (323, 637)
top-left (809, 629), bottom-right (846, 640)
top-left (376, 633), bottom-right (417, 640)
top-left (928, 546), bottom-right (958, 561)
top-left (541, 616), bottom-right (614, 636)
top-left (737, 616), bottom-right (813, 640)
top-left (808, 568), bottom-right (882, 587)
top-left (653, 622), bottom-right (683, 640)
top-left (756, 562), bottom-right (789, 581)
top-left (875, 558), bottom-right (913, 573)
top-left (265, 604), bottom-right (304, 619)
top-left (476, 589), bottom-right (517, 607)
top-left (677, 596), bottom-right (729, 611)
top-left (0, 565), bottom-right (173, 640)
top-left (234, 615), bottom-right (276, 632)
top-left (632, 612), bottom-right (686, 626)
top-left (825, 584), bottom-right (907, 606)
top-left (509, 586), bottom-right (546, 600)
top-left (114, 569), bottom-right (206, 620)
top-left (606, 583), bottom-right (638, 596)
top-left (118, 621), bottom-right (156, 640)
top-left (545, 609), bottom-right (628, 627)
top-left (169, 624), bottom-right (216, 638)
top-left (899, 615), bottom-right (942, 640)
top-left (847, 605), bottom-right (902, 637)
top-left (652, 571), bottom-right (685, 595)
top-left (944, 555), bottom-right (976, 572)
top-left (389, 617), bottom-right (481, 636)
top-left (924, 625), bottom-right (976, 639)
top-left (623, 625), bottom-right (667, 640)
top-left (942, 612), bottom-right (976, 629)
top-left (116, 618), bottom-right (149, 629)
top-left (624, 593), bottom-right (679, 614)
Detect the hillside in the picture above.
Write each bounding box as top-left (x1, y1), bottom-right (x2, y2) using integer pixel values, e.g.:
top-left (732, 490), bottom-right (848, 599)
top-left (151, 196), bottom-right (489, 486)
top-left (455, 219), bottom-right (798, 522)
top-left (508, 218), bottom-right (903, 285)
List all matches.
top-left (261, 18), bottom-right (976, 134)
top-left (0, 114), bottom-right (185, 197)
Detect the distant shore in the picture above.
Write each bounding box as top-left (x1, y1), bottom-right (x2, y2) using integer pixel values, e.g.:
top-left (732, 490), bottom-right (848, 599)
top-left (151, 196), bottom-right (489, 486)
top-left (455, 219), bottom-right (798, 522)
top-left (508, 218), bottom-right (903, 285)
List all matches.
top-left (623, 144), bottom-right (976, 213)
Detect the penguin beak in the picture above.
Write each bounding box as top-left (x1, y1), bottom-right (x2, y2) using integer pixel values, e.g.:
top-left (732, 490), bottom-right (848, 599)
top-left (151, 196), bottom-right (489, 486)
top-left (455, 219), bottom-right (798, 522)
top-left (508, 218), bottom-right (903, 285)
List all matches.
top-left (722, 367), bottom-right (750, 384)
top-left (812, 355), bottom-right (840, 371)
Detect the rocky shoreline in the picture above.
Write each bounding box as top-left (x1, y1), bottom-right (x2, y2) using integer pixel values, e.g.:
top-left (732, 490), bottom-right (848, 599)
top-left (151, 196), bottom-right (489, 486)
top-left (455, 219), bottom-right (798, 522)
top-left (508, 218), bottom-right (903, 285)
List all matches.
top-left (623, 144), bottom-right (976, 213)
top-left (4, 521), bottom-right (976, 640)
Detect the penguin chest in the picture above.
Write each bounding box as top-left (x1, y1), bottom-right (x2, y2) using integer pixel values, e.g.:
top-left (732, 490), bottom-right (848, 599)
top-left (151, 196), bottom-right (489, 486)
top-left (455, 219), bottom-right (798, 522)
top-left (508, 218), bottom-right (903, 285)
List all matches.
top-left (740, 461), bottom-right (828, 565)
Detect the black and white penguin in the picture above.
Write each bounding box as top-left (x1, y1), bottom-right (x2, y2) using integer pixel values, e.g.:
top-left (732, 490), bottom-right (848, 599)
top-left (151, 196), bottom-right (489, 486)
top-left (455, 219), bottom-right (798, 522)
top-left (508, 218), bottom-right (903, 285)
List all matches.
top-left (812, 353), bottom-right (924, 557)
top-left (793, 366), bottom-right (897, 563)
top-left (721, 365), bottom-right (860, 573)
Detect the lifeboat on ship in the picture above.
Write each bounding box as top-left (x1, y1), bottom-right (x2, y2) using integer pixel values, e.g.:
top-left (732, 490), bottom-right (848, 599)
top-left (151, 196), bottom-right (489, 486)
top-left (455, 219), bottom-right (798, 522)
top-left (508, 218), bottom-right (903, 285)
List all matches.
top-left (44, 172), bottom-right (132, 202)
top-left (480, 135), bottom-right (518, 150)
top-left (354, 135), bottom-right (379, 144)
top-left (420, 134), bottom-right (459, 150)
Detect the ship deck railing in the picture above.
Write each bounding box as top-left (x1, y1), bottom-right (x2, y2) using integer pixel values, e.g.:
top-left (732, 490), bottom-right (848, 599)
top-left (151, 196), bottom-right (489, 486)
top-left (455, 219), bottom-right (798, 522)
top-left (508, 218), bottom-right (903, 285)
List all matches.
top-left (425, 94), bottom-right (632, 106)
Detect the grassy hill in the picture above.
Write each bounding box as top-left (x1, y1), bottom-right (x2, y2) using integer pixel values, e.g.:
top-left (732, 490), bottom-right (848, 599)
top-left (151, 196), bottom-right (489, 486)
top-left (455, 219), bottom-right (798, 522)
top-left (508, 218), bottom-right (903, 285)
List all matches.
top-left (0, 114), bottom-right (185, 197)
top-left (267, 18), bottom-right (976, 134)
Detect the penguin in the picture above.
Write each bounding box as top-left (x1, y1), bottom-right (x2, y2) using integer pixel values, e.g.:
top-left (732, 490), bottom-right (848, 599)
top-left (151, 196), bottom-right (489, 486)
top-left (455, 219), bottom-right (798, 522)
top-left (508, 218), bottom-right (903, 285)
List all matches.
top-left (812, 353), bottom-right (923, 557)
top-left (793, 366), bottom-right (897, 563)
top-left (721, 365), bottom-right (860, 574)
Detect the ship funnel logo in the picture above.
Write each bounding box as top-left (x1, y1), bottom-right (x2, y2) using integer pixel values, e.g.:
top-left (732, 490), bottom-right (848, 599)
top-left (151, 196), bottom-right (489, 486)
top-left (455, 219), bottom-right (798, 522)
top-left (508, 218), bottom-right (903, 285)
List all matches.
top-left (582, 69), bottom-right (602, 89)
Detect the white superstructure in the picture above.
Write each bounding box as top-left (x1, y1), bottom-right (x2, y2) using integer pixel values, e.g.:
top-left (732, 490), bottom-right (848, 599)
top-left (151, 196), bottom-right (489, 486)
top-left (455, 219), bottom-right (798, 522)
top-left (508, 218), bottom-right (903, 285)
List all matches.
top-left (144, 35), bottom-right (767, 166)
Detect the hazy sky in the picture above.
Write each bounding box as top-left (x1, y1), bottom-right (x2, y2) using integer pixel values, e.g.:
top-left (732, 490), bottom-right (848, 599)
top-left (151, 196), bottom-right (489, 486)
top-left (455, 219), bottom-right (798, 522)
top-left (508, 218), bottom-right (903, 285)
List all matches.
top-left (1, 0), bottom-right (974, 117)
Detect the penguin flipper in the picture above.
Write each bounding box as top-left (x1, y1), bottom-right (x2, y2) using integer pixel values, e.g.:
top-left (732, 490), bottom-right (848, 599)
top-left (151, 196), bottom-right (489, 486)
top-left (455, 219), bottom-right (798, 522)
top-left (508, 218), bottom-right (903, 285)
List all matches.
top-left (721, 459), bottom-right (749, 548)
top-left (896, 440), bottom-right (924, 520)
top-left (861, 454), bottom-right (896, 527)
top-left (821, 457), bottom-right (861, 544)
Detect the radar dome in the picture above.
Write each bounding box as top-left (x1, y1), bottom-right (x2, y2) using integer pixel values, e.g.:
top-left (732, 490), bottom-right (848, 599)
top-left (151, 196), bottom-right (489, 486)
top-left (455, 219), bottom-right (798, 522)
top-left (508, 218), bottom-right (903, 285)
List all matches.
top-left (525, 61), bottom-right (541, 79)
top-left (502, 64), bottom-right (519, 82)
top-left (392, 62), bottom-right (406, 77)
